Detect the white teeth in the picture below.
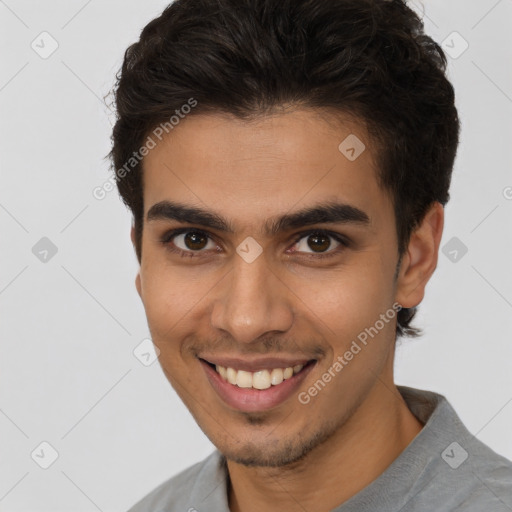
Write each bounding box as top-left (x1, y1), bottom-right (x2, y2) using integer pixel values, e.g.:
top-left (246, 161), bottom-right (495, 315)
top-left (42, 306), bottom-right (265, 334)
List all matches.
top-left (216, 365), bottom-right (227, 380)
top-left (226, 367), bottom-right (237, 385)
top-left (214, 363), bottom-right (305, 389)
top-left (252, 370), bottom-right (271, 390)
top-left (283, 367), bottom-right (294, 379)
top-left (236, 370), bottom-right (253, 388)
top-left (270, 368), bottom-right (284, 385)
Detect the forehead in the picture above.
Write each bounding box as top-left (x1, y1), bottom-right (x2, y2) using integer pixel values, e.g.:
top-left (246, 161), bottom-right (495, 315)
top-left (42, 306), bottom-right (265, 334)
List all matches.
top-left (141, 109), bottom-right (392, 233)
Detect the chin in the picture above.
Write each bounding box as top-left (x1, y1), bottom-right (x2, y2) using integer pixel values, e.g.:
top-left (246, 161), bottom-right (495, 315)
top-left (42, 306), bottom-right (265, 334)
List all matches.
top-left (218, 420), bottom-right (339, 468)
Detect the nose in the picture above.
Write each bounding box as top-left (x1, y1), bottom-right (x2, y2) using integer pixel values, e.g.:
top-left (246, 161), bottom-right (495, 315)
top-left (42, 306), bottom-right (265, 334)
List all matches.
top-left (210, 252), bottom-right (294, 344)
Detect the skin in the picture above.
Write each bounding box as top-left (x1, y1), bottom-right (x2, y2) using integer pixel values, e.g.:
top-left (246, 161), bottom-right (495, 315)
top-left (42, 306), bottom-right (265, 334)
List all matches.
top-left (132, 108), bottom-right (444, 512)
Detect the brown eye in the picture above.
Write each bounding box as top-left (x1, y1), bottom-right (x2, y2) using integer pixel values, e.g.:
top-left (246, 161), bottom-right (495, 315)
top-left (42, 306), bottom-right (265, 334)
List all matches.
top-left (293, 231), bottom-right (341, 254)
top-left (183, 231), bottom-right (208, 250)
top-left (288, 230), bottom-right (349, 260)
top-left (170, 230), bottom-right (215, 252)
top-left (306, 233), bottom-right (332, 252)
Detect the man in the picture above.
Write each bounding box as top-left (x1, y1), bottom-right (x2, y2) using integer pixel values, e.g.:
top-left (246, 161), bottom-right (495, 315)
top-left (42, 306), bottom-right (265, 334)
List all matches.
top-left (109, 0), bottom-right (512, 510)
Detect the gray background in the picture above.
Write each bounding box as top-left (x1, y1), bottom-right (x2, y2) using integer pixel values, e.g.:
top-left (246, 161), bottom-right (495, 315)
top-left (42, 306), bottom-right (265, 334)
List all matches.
top-left (1, 0), bottom-right (511, 510)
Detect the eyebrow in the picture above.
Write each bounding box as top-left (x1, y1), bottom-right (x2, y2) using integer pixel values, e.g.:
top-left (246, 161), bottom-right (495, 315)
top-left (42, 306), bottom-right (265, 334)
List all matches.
top-left (146, 200), bottom-right (370, 236)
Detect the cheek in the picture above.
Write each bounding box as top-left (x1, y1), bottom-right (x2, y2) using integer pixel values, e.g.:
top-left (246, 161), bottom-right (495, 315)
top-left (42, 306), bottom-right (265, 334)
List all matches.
top-left (296, 264), bottom-right (391, 336)
top-left (139, 260), bottom-right (205, 341)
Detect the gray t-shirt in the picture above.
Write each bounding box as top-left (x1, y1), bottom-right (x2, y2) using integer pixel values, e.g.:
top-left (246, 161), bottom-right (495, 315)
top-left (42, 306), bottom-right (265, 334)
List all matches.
top-left (128, 386), bottom-right (512, 511)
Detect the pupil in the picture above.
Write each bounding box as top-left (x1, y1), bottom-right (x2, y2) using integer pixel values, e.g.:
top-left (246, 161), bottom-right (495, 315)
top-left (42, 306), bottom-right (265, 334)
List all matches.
top-left (185, 231), bottom-right (207, 250)
top-left (308, 233), bottom-right (330, 252)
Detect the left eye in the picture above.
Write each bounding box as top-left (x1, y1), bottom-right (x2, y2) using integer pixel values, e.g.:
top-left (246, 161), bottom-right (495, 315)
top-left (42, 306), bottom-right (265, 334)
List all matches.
top-left (290, 231), bottom-right (344, 255)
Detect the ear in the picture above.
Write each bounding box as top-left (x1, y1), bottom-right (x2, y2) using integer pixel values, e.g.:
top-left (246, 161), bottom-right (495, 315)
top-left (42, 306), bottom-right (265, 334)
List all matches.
top-left (395, 202), bottom-right (444, 308)
top-left (131, 225), bottom-right (142, 298)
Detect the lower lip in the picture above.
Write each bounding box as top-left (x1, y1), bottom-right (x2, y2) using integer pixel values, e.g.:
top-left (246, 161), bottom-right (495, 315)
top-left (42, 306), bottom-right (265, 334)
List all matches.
top-left (200, 359), bottom-right (316, 413)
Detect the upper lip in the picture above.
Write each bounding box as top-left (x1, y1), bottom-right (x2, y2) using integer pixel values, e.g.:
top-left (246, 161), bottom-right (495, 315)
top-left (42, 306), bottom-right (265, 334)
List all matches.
top-left (199, 355), bottom-right (314, 372)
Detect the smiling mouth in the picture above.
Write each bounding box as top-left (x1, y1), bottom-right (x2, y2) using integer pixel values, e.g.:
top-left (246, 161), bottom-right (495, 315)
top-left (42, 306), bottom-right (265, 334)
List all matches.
top-left (201, 359), bottom-right (316, 390)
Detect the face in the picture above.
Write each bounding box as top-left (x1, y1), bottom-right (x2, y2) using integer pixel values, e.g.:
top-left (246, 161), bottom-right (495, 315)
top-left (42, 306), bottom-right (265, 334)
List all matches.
top-left (134, 109), bottom-right (427, 467)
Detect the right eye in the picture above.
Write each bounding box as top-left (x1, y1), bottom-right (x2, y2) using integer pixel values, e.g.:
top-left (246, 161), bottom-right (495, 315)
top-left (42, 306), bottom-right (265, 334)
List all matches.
top-left (161, 228), bottom-right (218, 257)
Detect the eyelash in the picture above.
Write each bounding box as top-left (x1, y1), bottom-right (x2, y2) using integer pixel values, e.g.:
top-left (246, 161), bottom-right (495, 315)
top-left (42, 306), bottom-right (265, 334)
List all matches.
top-left (160, 228), bottom-right (350, 260)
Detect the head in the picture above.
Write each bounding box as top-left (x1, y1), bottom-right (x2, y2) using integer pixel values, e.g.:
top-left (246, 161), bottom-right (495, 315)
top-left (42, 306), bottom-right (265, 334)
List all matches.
top-left (109, 0), bottom-right (459, 467)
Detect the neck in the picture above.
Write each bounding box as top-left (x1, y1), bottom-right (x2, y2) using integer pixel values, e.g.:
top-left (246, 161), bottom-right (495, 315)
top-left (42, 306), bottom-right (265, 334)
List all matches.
top-left (226, 383), bottom-right (423, 512)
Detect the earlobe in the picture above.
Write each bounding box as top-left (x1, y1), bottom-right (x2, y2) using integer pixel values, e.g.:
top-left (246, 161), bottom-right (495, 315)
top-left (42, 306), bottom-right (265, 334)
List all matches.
top-left (395, 202), bottom-right (444, 309)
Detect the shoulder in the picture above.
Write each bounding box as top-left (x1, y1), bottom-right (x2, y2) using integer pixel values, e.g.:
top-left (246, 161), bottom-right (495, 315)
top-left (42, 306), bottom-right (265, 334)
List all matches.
top-left (429, 408), bottom-right (512, 510)
top-left (127, 450), bottom-right (225, 512)
top-left (453, 443), bottom-right (512, 510)
top-left (397, 386), bottom-right (512, 510)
